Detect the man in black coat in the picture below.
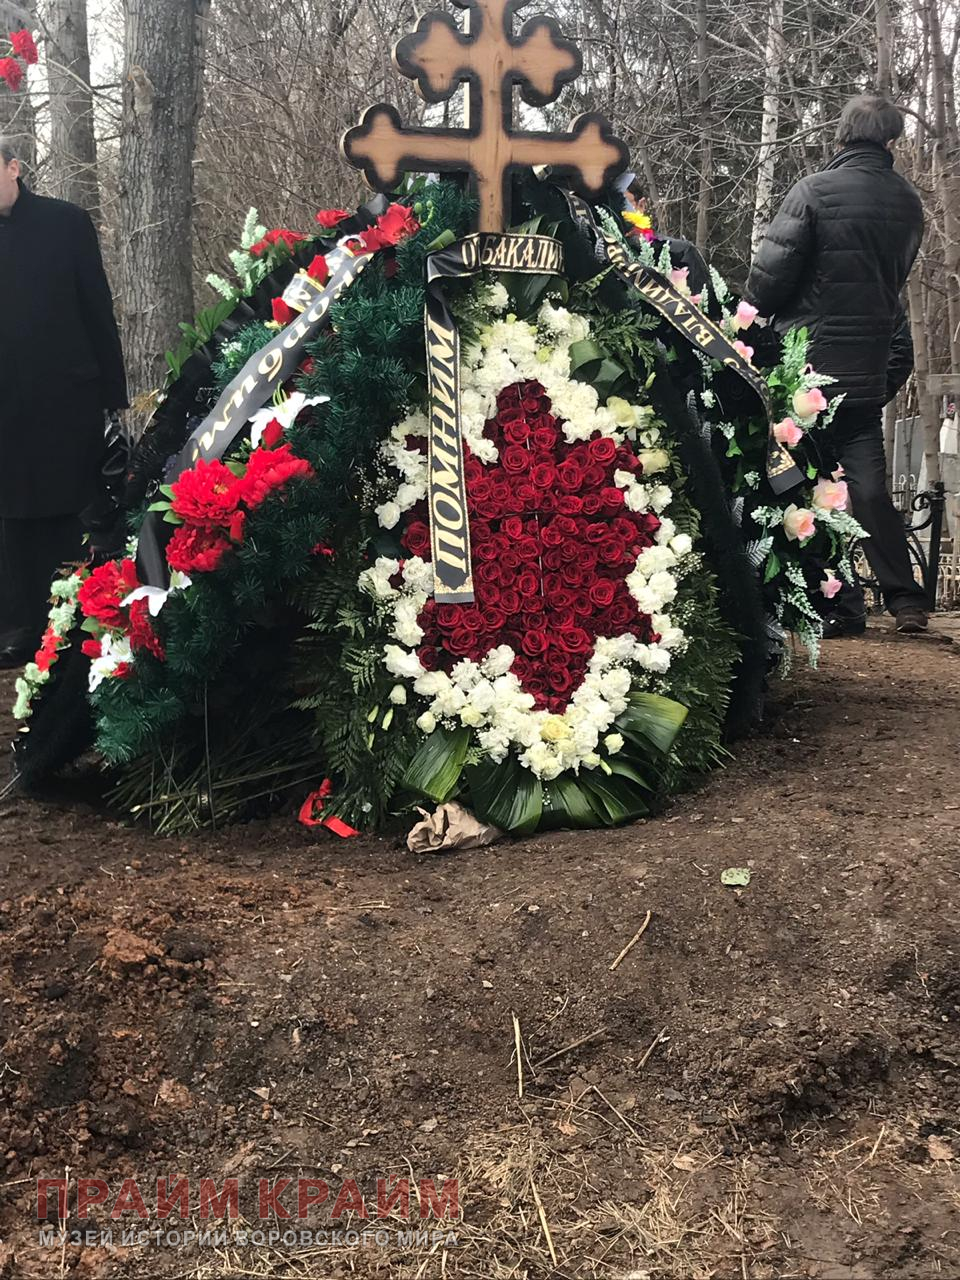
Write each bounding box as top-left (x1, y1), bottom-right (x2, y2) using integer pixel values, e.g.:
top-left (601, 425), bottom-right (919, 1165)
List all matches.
top-left (0, 138), bottom-right (128, 667)
top-left (746, 94), bottom-right (928, 635)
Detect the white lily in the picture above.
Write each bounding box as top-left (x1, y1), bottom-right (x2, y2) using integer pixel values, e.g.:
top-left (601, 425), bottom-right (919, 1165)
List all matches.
top-left (248, 391), bottom-right (329, 448)
top-left (121, 570), bottom-right (193, 618)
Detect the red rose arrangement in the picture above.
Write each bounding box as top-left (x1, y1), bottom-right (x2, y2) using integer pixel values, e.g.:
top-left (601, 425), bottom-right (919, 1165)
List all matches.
top-left (401, 381), bottom-right (661, 715)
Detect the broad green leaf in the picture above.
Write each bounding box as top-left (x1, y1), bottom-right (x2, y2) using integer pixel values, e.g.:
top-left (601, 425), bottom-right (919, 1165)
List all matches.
top-left (617, 693), bottom-right (688, 754)
top-left (579, 772), bottom-right (649, 825)
top-left (401, 726), bottom-right (471, 804)
top-left (147, 500), bottom-right (171, 513)
top-left (502, 271), bottom-right (555, 319)
top-left (466, 754), bottom-right (542, 834)
top-left (568, 338), bottom-right (606, 374)
top-left (763, 551), bottom-right (781, 583)
top-left (541, 775), bottom-right (604, 829)
top-left (606, 758), bottom-right (655, 790)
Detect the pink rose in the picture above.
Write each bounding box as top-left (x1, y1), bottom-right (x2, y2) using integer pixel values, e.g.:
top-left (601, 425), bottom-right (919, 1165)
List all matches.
top-left (734, 300), bottom-right (759, 329)
top-left (773, 417), bottom-right (803, 448)
top-left (732, 339), bottom-right (755, 363)
top-left (782, 503), bottom-right (816, 542)
top-left (812, 477), bottom-right (849, 512)
top-left (669, 267), bottom-right (690, 295)
top-left (832, 465), bottom-right (845, 481)
top-left (793, 387), bottom-right (828, 419)
top-left (820, 571), bottom-right (843, 600)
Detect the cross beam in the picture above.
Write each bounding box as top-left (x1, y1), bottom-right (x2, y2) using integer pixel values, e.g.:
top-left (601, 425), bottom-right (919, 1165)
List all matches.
top-left (341, 0), bottom-right (628, 232)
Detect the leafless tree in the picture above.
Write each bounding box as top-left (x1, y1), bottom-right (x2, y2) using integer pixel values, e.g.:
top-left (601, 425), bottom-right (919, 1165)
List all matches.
top-left (118, 0), bottom-right (209, 400)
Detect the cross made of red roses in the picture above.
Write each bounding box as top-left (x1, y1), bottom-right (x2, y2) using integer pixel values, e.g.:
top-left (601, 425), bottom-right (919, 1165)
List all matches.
top-left (341, 0), bottom-right (626, 232)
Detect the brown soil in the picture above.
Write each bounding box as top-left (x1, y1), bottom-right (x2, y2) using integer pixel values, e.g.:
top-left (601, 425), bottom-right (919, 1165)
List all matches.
top-left (1, 626), bottom-right (959, 1280)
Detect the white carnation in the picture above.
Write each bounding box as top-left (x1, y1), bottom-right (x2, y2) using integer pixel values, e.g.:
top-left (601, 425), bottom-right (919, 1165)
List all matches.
top-left (670, 533), bottom-right (693, 557)
top-left (481, 645), bottom-right (515, 678)
top-left (384, 645), bottom-right (425, 680)
top-left (650, 484), bottom-right (674, 513)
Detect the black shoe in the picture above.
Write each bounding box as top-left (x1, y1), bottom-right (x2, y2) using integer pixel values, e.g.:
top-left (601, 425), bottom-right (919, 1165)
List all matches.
top-left (821, 614), bottom-right (867, 639)
top-left (0, 646), bottom-right (32, 670)
top-left (894, 606), bottom-right (929, 634)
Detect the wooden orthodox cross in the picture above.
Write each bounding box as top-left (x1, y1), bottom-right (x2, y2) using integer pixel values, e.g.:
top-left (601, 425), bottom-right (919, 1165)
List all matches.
top-left (341, 0), bottom-right (628, 232)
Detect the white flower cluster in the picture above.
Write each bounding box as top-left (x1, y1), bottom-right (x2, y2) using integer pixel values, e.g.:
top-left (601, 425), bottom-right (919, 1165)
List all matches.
top-left (12, 571), bottom-right (84, 720)
top-left (360, 303), bottom-right (697, 779)
top-left (376, 629), bottom-right (692, 781)
top-left (88, 633), bottom-right (133, 693)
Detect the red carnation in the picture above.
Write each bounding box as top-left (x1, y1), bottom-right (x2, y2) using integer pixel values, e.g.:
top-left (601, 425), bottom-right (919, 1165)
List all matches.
top-left (307, 254), bottom-right (329, 284)
top-left (34, 647), bottom-right (55, 674)
top-left (127, 599), bottom-right (166, 660)
top-left (367, 202), bottom-right (419, 248)
top-left (10, 29), bottom-right (38, 64)
top-left (0, 57), bottom-right (23, 91)
top-left (272, 297), bottom-right (295, 326)
top-left (166, 525), bottom-right (232, 575)
top-left (250, 228), bottom-right (305, 257)
top-left (171, 458), bottom-right (243, 530)
top-left (240, 443), bottom-right (313, 508)
top-left (78, 559), bottom-right (139, 629)
top-left (260, 418), bottom-right (284, 450)
top-left (229, 509), bottom-right (246, 542)
top-left (315, 208), bottom-right (349, 229)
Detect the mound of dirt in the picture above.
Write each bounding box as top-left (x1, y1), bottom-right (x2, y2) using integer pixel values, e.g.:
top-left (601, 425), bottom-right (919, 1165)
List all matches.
top-left (1, 625), bottom-right (959, 1279)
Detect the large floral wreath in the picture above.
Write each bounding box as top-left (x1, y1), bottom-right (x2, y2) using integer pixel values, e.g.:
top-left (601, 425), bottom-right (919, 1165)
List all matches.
top-left (12, 181), bottom-right (863, 834)
top-left (364, 300), bottom-right (692, 784)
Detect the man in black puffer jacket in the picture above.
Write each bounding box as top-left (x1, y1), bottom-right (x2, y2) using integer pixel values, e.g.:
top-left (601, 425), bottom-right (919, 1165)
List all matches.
top-left (746, 94), bottom-right (928, 635)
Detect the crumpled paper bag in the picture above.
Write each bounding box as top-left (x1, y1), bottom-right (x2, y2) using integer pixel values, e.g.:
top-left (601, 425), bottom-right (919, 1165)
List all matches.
top-left (406, 802), bottom-right (503, 854)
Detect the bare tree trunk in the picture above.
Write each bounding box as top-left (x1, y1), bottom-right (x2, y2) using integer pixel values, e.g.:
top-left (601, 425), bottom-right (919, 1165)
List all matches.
top-left (751, 0), bottom-right (785, 257)
top-left (882, 399), bottom-right (897, 490)
top-left (875, 0), bottom-right (894, 95)
top-left (119, 0), bottom-right (209, 404)
top-left (45, 0), bottom-right (99, 217)
top-left (694, 0), bottom-right (712, 254)
top-left (907, 271), bottom-right (942, 485)
top-left (922, 0), bottom-right (960, 382)
top-left (0, 0), bottom-right (37, 175)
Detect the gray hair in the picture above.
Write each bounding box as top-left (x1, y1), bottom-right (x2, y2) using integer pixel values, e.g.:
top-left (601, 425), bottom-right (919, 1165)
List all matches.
top-left (837, 94), bottom-right (904, 147)
top-left (0, 136), bottom-right (16, 165)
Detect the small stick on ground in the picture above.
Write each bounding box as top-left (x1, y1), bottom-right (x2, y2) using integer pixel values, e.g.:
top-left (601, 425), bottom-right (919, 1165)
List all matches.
top-left (609, 910), bottom-right (653, 971)
top-left (530, 1177), bottom-right (558, 1267)
top-left (59, 1164), bottom-right (70, 1278)
top-left (590, 1084), bottom-right (645, 1144)
top-left (532, 1027), bottom-right (605, 1070)
top-left (512, 1013), bottom-right (524, 1099)
top-left (638, 1026), bottom-right (668, 1070)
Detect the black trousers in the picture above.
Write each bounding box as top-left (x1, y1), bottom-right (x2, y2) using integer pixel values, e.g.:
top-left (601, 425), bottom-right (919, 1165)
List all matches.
top-left (825, 405), bottom-right (927, 619)
top-left (0, 515), bottom-right (83, 652)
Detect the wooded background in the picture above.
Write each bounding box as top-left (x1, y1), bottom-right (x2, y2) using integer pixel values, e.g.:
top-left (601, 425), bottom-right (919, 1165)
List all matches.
top-left (2, 0), bottom-right (958, 487)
